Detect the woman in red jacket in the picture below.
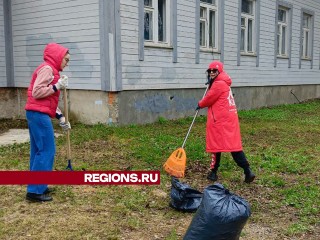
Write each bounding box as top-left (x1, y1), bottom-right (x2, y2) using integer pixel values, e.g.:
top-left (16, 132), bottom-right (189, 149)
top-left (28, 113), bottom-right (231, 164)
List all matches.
top-left (198, 61), bottom-right (255, 183)
top-left (25, 43), bottom-right (71, 201)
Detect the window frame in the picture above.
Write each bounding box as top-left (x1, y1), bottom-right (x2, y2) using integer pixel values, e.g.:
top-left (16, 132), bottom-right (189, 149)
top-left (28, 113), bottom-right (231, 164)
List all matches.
top-left (240, 0), bottom-right (256, 55)
top-left (299, 8), bottom-right (314, 69)
top-left (301, 13), bottom-right (312, 60)
top-left (144, 0), bottom-right (171, 47)
top-left (199, 0), bottom-right (219, 51)
top-left (274, 1), bottom-right (293, 68)
top-left (277, 6), bottom-right (289, 57)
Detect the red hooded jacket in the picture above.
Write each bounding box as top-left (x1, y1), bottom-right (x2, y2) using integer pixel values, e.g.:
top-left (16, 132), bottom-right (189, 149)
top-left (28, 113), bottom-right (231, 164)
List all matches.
top-left (198, 61), bottom-right (243, 152)
top-left (25, 43), bottom-right (68, 118)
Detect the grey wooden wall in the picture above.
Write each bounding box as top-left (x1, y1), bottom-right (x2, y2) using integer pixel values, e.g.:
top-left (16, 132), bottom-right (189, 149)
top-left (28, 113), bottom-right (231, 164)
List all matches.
top-left (0, 1), bottom-right (6, 87)
top-left (1, 0), bottom-right (320, 91)
top-left (225, 0), bottom-right (320, 87)
top-left (11, 0), bottom-right (101, 90)
top-left (120, 0), bottom-right (320, 91)
top-left (121, 0), bottom-right (206, 90)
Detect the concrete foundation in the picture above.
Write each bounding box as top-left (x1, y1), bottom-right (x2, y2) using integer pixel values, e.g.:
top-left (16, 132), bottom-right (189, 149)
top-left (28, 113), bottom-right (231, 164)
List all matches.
top-left (118, 85), bottom-right (320, 124)
top-left (0, 85), bottom-right (319, 125)
top-left (0, 88), bottom-right (27, 119)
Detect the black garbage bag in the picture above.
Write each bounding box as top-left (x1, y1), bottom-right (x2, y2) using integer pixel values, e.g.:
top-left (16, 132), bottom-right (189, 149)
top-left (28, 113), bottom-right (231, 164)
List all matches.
top-left (169, 177), bottom-right (202, 212)
top-left (184, 183), bottom-right (251, 240)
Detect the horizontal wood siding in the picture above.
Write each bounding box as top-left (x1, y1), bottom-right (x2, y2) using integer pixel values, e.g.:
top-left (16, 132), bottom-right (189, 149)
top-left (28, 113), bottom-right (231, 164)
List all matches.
top-left (121, 0), bottom-right (209, 90)
top-left (11, 0), bottom-right (101, 90)
top-left (1, 0), bottom-right (319, 90)
top-left (0, 2), bottom-right (6, 87)
top-left (211, 0), bottom-right (320, 87)
top-left (121, 0), bottom-right (320, 90)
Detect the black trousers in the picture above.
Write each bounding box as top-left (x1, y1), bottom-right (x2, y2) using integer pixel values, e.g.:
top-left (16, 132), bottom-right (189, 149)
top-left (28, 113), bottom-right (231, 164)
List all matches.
top-left (210, 151), bottom-right (250, 171)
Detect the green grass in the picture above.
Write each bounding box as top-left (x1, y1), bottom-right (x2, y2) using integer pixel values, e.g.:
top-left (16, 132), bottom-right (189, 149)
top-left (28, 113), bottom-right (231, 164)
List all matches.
top-left (0, 99), bottom-right (320, 239)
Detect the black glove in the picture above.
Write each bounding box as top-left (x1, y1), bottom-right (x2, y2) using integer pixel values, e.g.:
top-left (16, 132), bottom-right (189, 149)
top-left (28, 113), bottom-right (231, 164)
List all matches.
top-left (196, 104), bottom-right (201, 111)
top-left (205, 75), bottom-right (211, 85)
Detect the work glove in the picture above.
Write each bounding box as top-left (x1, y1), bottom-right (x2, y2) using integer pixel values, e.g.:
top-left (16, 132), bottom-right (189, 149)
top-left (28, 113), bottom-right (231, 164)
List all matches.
top-left (55, 75), bottom-right (68, 90)
top-left (59, 117), bottom-right (71, 131)
top-left (205, 76), bottom-right (211, 85)
top-left (196, 104), bottom-right (201, 111)
top-left (206, 76), bottom-right (215, 86)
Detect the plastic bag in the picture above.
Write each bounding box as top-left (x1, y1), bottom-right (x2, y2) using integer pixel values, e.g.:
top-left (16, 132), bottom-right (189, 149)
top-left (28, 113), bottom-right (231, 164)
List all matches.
top-left (169, 177), bottom-right (202, 212)
top-left (184, 183), bottom-right (251, 240)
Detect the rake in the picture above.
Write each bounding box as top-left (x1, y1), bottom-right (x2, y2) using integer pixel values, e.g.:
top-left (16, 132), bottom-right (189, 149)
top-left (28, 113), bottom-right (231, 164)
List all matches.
top-left (63, 88), bottom-right (73, 170)
top-left (163, 84), bottom-right (210, 178)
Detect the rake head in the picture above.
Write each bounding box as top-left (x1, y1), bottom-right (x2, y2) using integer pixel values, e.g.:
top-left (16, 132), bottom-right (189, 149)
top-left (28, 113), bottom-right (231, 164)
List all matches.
top-left (66, 159), bottom-right (73, 171)
top-left (163, 148), bottom-right (186, 178)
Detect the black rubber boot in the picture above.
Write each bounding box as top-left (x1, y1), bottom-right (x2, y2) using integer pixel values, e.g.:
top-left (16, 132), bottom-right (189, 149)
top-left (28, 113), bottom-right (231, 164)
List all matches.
top-left (26, 193), bottom-right (53, 202)
top-left (244, 168), bottom-right (256, 183)
top-left (207, 170), bottom-right (218, 182)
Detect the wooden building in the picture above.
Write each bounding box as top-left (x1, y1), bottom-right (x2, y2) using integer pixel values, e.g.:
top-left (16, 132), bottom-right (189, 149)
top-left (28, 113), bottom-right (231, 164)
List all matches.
top-left (0, 0), bottom-right (319, 124)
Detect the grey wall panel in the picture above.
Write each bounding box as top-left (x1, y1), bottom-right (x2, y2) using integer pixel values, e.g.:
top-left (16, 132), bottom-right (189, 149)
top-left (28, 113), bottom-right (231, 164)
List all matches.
top-left (0, 1), bottom-right (6, 87)
top-left (203, 0), bottom-right (320, 88)
top-left (99, 0), bottom-right (122, 92)
top-left (120, 0), bottom-right (320, 90)
top-left (11, 0), bottom-right (101, 90)
top-left (3, 0), bottom-right (320, 91)
top-left (121, 0), bottom-right (206, 90)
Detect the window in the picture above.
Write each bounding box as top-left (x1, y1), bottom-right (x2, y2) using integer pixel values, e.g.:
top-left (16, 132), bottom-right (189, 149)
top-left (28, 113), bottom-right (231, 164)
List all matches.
top-left (241, 0), bottom-right (255, 54)
top-left (200, 0), bottom-right (218, 50)
top-left (302, 13), bottom-right (312, 59)
top-left (144, 0), bottom-right (170, 45)
top-left (274, 3), bottom-right (293, 68)
top-left (277, 7), bottom-right (288, 57)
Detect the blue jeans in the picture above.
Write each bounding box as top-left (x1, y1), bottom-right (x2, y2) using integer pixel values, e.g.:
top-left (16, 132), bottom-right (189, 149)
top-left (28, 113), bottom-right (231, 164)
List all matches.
top-left (26, 111), bottom-right (55, 194)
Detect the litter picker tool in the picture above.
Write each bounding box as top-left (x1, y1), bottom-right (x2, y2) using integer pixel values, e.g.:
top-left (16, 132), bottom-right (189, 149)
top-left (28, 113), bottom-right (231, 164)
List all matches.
top-left (63, 88), bottom-right (73, 170)
top-left (163, 83), bottom-right (210, 178)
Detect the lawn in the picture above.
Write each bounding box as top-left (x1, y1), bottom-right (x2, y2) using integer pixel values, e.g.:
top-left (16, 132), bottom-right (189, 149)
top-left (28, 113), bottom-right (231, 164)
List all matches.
top-left (0, 99), bottom-right (319, 239)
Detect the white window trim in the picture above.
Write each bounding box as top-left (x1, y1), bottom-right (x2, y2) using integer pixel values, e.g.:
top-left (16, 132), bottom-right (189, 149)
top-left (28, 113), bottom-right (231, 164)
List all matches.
top-left (277, 7), bottom-right (289, 57)
top-left (199, 1), bottom-right (219, 52)
top-left (302, 13), bottom-right (312, 60)
top-left (144, 0), bottom-right (171, 47)
top-left (241, 1), bottom-right (256, 55)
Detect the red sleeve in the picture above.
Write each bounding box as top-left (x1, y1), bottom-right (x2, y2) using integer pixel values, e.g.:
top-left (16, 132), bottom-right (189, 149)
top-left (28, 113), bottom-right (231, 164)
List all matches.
top-left (198, 82), bottom-right (224, 108)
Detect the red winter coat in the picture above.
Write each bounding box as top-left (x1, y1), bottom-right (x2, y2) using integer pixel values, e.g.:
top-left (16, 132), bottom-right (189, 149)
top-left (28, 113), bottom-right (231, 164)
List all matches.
top-left (198, 62), bottom-right (243, 153)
